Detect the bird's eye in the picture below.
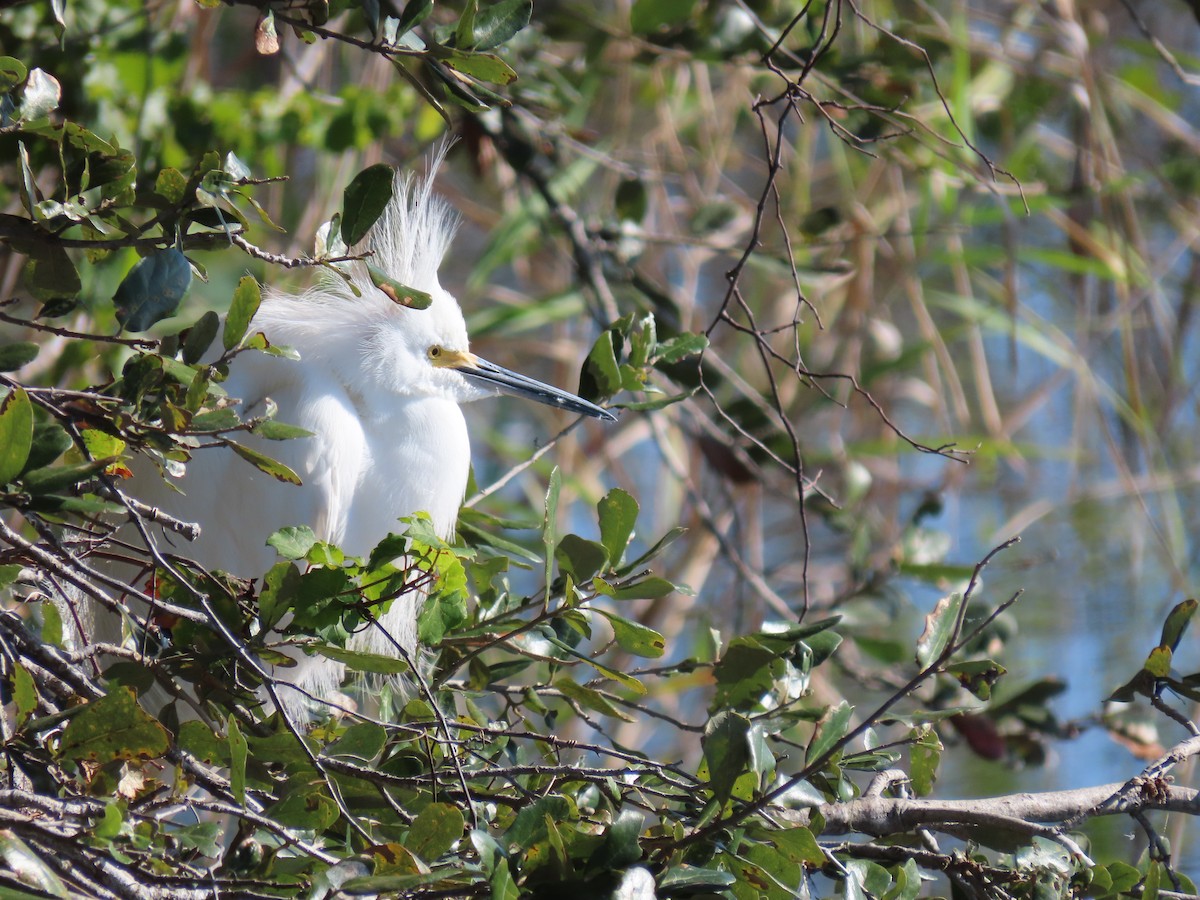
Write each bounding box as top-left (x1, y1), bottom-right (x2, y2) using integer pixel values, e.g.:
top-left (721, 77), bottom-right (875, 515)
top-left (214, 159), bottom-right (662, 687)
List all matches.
top-left (428, 346), bottom-right (442, 360)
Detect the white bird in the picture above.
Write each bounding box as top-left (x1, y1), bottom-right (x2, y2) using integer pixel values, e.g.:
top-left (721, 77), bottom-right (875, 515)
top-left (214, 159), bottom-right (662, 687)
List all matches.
top-left (123, 157), bottom-right (614, 716)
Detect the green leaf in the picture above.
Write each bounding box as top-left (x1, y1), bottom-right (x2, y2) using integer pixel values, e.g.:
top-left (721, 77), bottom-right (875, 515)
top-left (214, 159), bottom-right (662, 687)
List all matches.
top-left (268, 525), bottom-right (318, 559)
top-left (113, 249), bottom-right (193, 332)
top-left (91, 803), bottom-right (123, 841)
top-left (631, 0), bottom-right (697, 31)
top-left (472, 0), bottom-right (532, 49)
top-left (506, 795), bottom-right (575, 850)
top-left (327, 721), bottom-right (387, 762)
top-left (0, 564), bottom-right (23, 588)
top-left (1144, 645), bottom-right (1173, 679)
top-left (441, 49), bottom-right (518, 85)
top-left (454, 0), bottom-right (478, 46)
top-left (590, 809), bottom-right (644, 872)
top-left (555, 534), bottom-right (607, 582)
top-left (490, 860), bottom-right (519, 900)
top-left (155, 167), bottom-right (188, 204)
top-left (580, 652), bottom-right (647, 695)
top-left (21, 457), bottom-right (113, 495)
top-left (909, 729), bottom-right (942, 797)
top-left (177, 720), bottom-right (229, 765)
top-left (621, 525), bottom-right (686, 571)
top-left (628, 315), bottom-right (657, 369)
top-left (79, 428), bottom-right (125, 461)
top-left (0, 56), bottom-right (28, 91)
top-left (406, 802), bottom-right (465, 862)
top-left (764, 825), bottom-right (826, 867)
top-left (659, 865), bottom-right (736, 891)
top-left (1160, 599), bottom-right (1197, 652)
top-left (310, 643), bottom-right (413, 675)
top-left (267, 784), bottom-right (339, 830)
top-left (806, 701), bottom-right (854, 765)
top-left (595, 575), bottom-right (679, 601)
top-left (945, 658), bottom-right (1006, 700)
top-left (58, 687), bottom-right (170, 763)
top-left (228, 716), bottom-right (247, 805)
top-left (393, 0), bottom-right (433, 37)
top-left (597, 488), bottom-right (638, 566)
top-left (0, 342), bottom-right (38, 371)
top-left (224, 276), bottom-right (261, 351)
top-left (24, 244), bottom-right (81, 301)
top-left (181, 310), bottom-right (220, 364)
top-left (25, 420), bottom-right (71, 473)
top-left (1144, 861), bottom-right (1164, 900)
top-left (915, 591), bottom-right (963, 668)
top-left (542, 466), bottom-right (561, 589)
top-left (228, 441), bottom-right (302, 484)
top-left (251, 420), bottom-right (315, 440)
top-left (583, 330), bottom-right (622, 400)
top-left (598, 610), bottom-right (665, 658)
top-left (654, 332), bottom-right (708, 364)
top-left (10, 663), bottom-right (36, 727)
top-left (258, 561), bottom-right (302, 629)
top-left (341, 163), bottom-right (395, 246)
top-left (190, 408), bottom-right (240, 432)
top-left (367, 263), bottom-right (433, 309)
top-left (553, 675), bottom-right (634, 721)
top-left (703, 710), bottom-right (751, 804)
top-left (0, 387), bottom-right (34, 485)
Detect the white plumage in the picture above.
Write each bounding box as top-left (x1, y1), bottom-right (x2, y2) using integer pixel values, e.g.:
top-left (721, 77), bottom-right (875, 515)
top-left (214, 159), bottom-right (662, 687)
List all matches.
top-left (123, 157), bottom-right (614, 716)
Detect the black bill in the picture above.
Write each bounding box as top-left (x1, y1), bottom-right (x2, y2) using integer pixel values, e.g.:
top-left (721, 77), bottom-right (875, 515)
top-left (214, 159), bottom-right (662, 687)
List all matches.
top-left (457, 357), bottom-right (617, 422)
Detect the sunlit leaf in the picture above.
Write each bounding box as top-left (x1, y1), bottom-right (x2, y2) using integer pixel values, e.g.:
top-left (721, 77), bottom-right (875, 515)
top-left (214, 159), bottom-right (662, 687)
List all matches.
top-left (18, 68), bottom-right (60, 121)
top-left (441, 49), bottom-right (518, 85)
top-left (252, 420), bottom-right (315, 440)
top-left (224, 276), bottom-right (261, 350)
top-left (155, 167), bottom-right (188, 204)
top-left (310, 643), bottom-right (413, 675)
top-left (654, 332), bottom-right (708, 364)
top-left (598, 610), bottom-right (665, 658)
top-left (915, 592), bottom-right (963, 668)
top-left (58, 688), bottom-right (170, 763)
top-left (806, 701), bottom-right (853, 765)
top-left (268, 525), bottom-right (318, 559)
top-left (228, 441), bottom-right (302, 484)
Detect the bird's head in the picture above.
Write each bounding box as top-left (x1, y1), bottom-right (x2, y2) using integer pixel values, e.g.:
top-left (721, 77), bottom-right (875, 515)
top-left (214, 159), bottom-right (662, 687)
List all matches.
top-left (308, 160), bottom-right (615, 421)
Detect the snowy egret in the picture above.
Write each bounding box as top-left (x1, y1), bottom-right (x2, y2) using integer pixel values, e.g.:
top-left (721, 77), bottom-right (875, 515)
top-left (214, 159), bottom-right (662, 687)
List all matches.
top-left (123, 157), bottom-right (615, 715)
